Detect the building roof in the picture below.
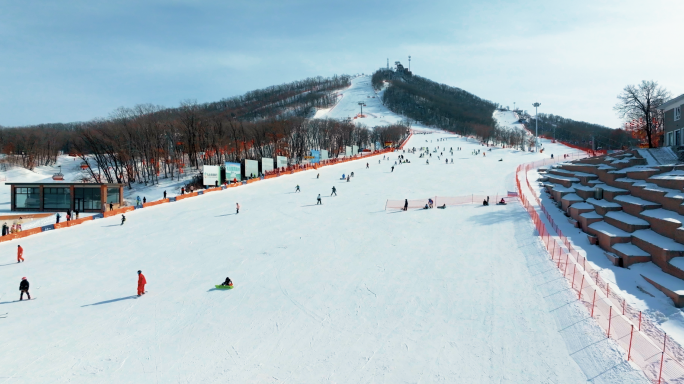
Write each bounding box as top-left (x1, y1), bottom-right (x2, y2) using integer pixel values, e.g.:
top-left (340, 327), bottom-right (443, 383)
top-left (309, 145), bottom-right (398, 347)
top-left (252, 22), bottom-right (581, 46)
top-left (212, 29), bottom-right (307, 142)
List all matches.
top-left (659, 93), bottom-right (684, 111)
top-left (7, 182), bottom-right (122, 186)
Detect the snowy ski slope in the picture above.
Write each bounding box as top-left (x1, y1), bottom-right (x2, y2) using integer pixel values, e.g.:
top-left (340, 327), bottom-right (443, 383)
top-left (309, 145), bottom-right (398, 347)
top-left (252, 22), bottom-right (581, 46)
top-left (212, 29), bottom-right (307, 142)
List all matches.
top-left (0, 76), bottom-right (647, 382)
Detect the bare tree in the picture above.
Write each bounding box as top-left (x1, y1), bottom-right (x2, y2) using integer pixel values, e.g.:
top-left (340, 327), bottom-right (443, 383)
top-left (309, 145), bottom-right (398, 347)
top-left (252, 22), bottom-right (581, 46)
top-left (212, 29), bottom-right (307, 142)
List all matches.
top-left (614, 80), bottom-right (670, 148)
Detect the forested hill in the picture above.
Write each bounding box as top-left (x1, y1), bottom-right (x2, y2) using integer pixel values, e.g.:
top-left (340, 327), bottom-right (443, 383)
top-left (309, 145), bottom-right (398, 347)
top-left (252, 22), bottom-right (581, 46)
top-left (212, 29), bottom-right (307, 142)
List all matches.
top-left (372, 68), bottom-right (636, 150)
top-left (527, 113), bottom-right (637, 150)
top-left (372, 69), bottom-right (498, 136)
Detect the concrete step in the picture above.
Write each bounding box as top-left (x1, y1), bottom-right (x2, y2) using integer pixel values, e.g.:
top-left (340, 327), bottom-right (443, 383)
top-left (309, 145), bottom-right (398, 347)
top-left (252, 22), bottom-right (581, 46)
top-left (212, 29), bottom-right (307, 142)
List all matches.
top-left (648, 170), bottom-right (684, 190)
top-left (631, 229), bottom-right (684, 269)
top-left (614, 195), bottom-right (662, 215)
top-left (550, 185), bottom-right (575, 202)
top-left (611, 242), bottom-right (652, 267)
top-left (604, 211), bottom-right (650, 233)
top-left (598, 185), bottom-right (630, 201)
top-left (560, 193), bottom-right (584, 211)
top-left (628, 181), bottom-right (684, 213)
top-left (568, 202), bottom-right (594, 221)
top-left (587, 221), bottom-right (632, 253)
top-left (547, 174), bottom-right (580, 188)
top-left (578, 211), bottom-right (603, 231)
top-left (572, 184), bottom-right (596, 200)
top-left (639, 261), bottom-right (684, 308)
top-left (639, 208), bottom-right (684, 239)
top-left (586, 197), bottom-right (623, 215)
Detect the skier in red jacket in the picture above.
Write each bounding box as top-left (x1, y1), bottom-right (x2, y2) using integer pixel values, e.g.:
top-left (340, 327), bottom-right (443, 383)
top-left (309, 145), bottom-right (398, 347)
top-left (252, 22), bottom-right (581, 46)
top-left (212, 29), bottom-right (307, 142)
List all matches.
top-left (137, 270), bottom-right (146, 296)
top-left (17, 245), bottom-right (24, 263)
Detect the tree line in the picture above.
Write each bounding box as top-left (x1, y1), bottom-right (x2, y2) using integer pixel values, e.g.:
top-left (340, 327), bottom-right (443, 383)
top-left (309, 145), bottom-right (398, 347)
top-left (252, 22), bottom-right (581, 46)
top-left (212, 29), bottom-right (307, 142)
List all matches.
top-left (526, 113), bottom-right (638, 150)
top-left (0, 75), bottom-right (408, 188)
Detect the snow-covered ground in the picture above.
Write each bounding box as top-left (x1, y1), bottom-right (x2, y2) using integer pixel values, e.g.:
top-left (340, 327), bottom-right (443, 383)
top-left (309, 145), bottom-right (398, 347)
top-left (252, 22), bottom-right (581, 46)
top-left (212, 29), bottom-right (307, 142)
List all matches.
top-left (0, 75), bottom-right (648, 382)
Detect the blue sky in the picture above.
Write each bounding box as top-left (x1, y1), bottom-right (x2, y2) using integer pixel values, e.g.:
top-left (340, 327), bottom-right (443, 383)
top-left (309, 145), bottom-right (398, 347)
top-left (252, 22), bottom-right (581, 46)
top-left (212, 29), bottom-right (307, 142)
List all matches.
top-left (1, 0), bottom-right (682, 127)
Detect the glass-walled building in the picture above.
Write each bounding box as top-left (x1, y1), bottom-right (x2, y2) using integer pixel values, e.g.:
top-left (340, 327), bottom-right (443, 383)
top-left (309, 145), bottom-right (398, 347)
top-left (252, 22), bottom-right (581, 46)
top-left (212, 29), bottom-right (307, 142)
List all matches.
top-left (8, 183), bottom-right (124, 213)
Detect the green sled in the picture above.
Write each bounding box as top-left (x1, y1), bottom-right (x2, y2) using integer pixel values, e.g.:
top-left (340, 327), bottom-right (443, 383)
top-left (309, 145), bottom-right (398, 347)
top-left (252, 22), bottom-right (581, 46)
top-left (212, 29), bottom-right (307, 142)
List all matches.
top-left (215, 285), bottom-right (234, 290)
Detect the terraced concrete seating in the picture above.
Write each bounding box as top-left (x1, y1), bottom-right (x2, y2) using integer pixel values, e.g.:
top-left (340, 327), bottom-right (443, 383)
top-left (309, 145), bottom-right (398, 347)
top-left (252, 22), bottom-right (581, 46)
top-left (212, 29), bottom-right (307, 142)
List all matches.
top-left (571, 183), bottom-right (596, 199)
top-left (587, 221), bottom-right (631, 252)
top-left (612, 243), bottom-right (651, 267)
top-left (640, 209), bottom-right (684, 238)
top-left (546, 174), bottom-right (580, 188)
top-left (547, 149), bottom-right (684, 306)
top-left (614, 195), bottom-right (662, 215)
top-left (599, 184), bottom-right (629, 201)
top-left (560, 193), bottom-right (583, 211)
top-left (604, 211), bottom-right (650, 233)
top-left (631, 229), bottom-right (684, 267)
top-left (568, 202), bottom-right (594, 221)
top-left (578, 211), bottom-right (603, 230)
top-left (586, 197), bottom-right (623, 215)
top-left (649, 170), bottom-right (684, 190)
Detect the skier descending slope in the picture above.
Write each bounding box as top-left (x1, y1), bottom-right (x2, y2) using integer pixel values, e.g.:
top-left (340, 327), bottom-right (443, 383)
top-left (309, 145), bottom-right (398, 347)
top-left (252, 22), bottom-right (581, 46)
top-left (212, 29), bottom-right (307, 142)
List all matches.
top-left (331, 186), bottom-right (337, 196)
top-left (236, 203), bottom-right (240, 214)
top-left (137, 270), bottom-right (146, 296)
top-left (295, 185), bottom-right (300, 193)
top-left (317, 194), bottom-right (322, 205)
top-left (17, 245), bottom-right (24, 263)
top-left (121, 214), bottom-right (126, 226)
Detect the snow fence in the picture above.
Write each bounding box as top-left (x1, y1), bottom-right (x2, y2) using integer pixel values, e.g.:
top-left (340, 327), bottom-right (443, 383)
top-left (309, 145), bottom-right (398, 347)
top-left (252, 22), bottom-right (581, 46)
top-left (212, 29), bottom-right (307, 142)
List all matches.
top-left (517, 155), bottom-right (684, 383)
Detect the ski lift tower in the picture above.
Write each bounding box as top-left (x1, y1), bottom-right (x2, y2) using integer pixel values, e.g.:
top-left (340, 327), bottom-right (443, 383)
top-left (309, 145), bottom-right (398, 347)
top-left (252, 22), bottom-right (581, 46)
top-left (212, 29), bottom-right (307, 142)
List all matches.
top-left (408, 55), bottom-right (411, 71)
top-left (358, 101), bottom-right (366, 116)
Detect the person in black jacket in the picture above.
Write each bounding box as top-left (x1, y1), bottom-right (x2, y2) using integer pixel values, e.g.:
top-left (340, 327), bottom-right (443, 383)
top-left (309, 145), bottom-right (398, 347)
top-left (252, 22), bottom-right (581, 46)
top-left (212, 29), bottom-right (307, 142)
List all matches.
top-left (2, 222), bottom-right (8, 236)
top-left (19, 277), bottom-right (30, 300)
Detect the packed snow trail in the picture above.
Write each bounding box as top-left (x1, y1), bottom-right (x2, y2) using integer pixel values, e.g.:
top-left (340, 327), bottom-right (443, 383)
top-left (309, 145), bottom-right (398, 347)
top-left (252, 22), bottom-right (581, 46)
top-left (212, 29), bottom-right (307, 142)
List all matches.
top-left (0, 131), bottom-right (648, 382)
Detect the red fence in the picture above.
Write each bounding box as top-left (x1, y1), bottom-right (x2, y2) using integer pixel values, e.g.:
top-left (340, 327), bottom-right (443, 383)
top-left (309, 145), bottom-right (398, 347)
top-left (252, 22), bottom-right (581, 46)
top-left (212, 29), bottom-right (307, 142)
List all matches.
top-left (517, 154), bottom-right (684, 382)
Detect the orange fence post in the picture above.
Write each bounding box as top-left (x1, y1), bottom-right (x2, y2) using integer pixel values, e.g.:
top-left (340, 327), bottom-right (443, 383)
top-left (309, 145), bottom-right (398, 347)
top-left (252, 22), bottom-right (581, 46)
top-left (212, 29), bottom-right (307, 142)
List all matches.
top-left (571, 264), bottom-right (576, 289)
top-left (591, 290), bottom-right (596, 318)
top-left (608, 306), bottom-right (612, 338)
top-left (659, 334), bottom-right (667, 384)
top-left (628, 324), bottom-right (634, 361)
top-left (578, 275), bottom-right (584, 299)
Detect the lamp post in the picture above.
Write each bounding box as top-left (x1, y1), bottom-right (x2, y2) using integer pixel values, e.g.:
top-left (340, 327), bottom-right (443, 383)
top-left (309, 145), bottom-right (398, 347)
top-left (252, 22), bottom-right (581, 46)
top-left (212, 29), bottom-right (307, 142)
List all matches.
top-left (533, 102), bottom-right (541, 151)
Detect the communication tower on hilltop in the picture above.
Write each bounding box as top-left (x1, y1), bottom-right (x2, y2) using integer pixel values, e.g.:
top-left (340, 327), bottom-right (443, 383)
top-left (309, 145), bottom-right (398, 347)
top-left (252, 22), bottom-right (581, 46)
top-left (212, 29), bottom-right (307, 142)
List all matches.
top-left (387, 58), bottom-right (389, 70)
top-left (408, 55), bottom-right (411, 71)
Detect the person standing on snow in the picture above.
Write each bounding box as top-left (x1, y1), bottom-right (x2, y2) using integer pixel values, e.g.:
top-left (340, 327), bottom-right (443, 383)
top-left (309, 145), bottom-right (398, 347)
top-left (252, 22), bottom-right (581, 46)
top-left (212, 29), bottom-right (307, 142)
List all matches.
top-left (1, 222), bottom-right (8, 236)
top-left (137, 270), bottom-right (146, 296)
top-left (317, 194), bottom-right (322, 205)
top-left (236, 203), bottom-right (240, 214)
top-left (136, 196), bottom-right (141, 206)
top-left (366, 163), bottom-right (369, 169)
top-left (56, 213), bottom-right (61, 224)
top-left (331, 186), bottom-right (337, 196)
top-left (143, 197), bottom-right (146, 204)
top-left (295, 185), bottom-right (300, 193)
top-left (17, 245), bottom-right (24, 263)
top-left (19, 277), bottom-right (30, 300)
top-left (163, 190), bottom-right (167, 199)
top-left (391, 166), bottom-right (394, 172)
top-left (403, 199), bottom-right (408, 211)
top-left (121, 214), bottom-right (126, 225)
top-left (181, 187), bottom-right (185, 195)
